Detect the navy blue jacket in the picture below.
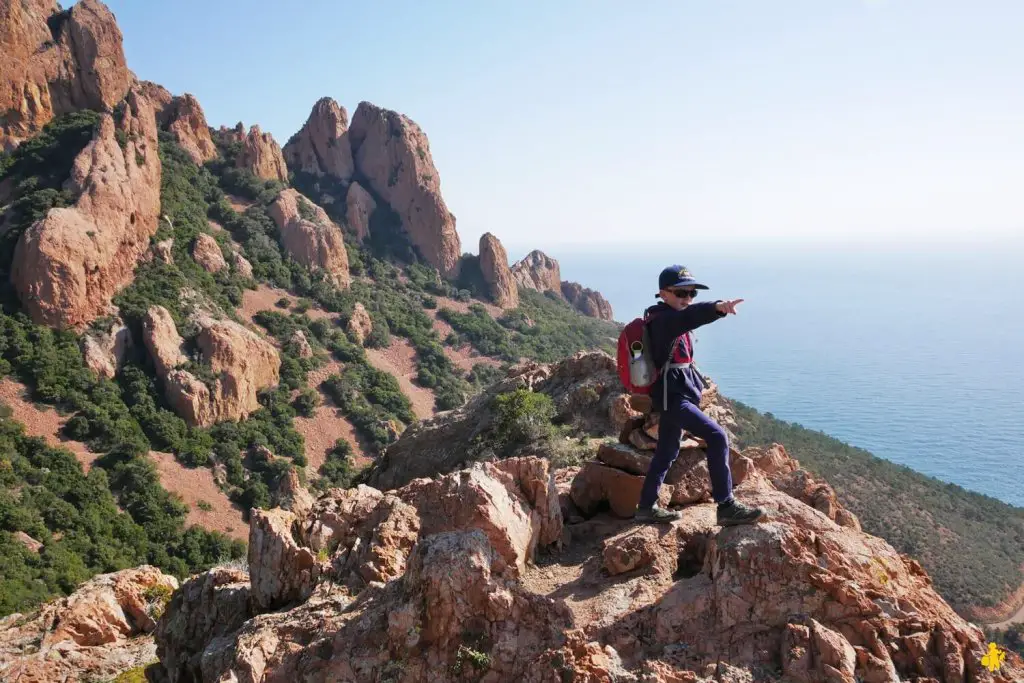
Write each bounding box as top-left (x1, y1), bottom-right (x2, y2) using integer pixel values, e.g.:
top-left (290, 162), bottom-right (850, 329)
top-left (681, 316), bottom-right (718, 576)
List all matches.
top-left (645, 301), bottom-right (726, 410)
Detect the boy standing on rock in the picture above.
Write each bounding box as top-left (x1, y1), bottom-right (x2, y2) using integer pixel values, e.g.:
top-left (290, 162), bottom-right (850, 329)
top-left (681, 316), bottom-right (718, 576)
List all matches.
top-left (634, 265), bottom-right (765, 526)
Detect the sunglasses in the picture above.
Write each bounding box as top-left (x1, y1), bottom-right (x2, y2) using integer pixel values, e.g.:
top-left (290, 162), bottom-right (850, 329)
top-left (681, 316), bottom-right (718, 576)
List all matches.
top-left (668, 289), bottom-right (698, 299)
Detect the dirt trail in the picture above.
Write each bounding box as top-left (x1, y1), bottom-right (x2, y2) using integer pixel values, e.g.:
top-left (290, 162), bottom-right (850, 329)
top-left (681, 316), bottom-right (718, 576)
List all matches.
top-left (983, 579), bottom-right (1024, 629)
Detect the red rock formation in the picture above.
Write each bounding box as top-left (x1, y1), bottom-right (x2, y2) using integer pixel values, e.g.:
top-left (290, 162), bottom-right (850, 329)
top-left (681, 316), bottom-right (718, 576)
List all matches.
top-left (236, 124), bottom-right (287, 182)
top-left (479, 232), bottom-right (519, 308)
top-left (268, 189), bottom-right (351, 288)
top-left (142, 306), bottom-right (281, 427)
top-left (149, 448), bottom-right (1024, 683)
top-left (11, 88), bottom-right (161, 328)
top-left (561, 280), bottom-right (614, 320)
top-left (0, 0), bottom-right (131, 151)
top-left (163, 93), bottom-right (217, 165)
top-left (349, 101), bottom-right (461, 276)
top-left (510, 249), bottom-right (561, 293)
top-left (81, 315), bottom-right (132, 379)
top-left (344, 180), bottom-right (375, 242)
top-left (282, 96), bottom-right (354, 181)
top-left (191, 233), bottom-right (226, 273)
top-left (346, 302), bottom-right (373, 345)
top-left (0, 566), bottom-right (178, 683)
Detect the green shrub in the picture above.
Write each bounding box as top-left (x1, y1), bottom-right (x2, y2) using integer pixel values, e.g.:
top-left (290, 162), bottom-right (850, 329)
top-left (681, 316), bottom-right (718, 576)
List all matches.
top-left (315, 439), bottom-right (356, 491)
top-left (491, 388), bottom-right (556, 456)
top-left (293, 387), bottom-right (320, 417)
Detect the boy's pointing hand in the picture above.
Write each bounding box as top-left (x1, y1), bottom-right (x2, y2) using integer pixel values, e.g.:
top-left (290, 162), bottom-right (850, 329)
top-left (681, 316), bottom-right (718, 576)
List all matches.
top-left (716, 299), bottom-right (744, 315)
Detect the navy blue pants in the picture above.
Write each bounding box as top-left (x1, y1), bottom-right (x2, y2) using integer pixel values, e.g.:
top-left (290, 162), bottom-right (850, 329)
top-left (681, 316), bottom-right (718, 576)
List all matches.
top-left (638, 398), bottom-right (733, 509)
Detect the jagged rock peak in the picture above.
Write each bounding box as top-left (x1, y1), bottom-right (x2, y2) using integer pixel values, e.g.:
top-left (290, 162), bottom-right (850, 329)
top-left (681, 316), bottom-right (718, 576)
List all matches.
top-left (561, 280), bottom-right (614, 320)
top-left (11, 87), bottom-right (162, 328)
top-left (479, 232), bottom-right (519, 309)
top-left (0, 0), bottom-right (131, 150)
top-left (511, 249), bottom-right (561, 293)
top-left (237, 124), bottom-right (288, 182)
top-left (349, 101), bottom-right (461, 276)
top-left (282, 96), bottom-right (355, 182)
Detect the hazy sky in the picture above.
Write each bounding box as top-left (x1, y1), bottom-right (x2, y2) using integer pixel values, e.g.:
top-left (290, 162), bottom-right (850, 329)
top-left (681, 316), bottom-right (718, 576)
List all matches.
top-left (88, 0), bottom-right (1024, 258)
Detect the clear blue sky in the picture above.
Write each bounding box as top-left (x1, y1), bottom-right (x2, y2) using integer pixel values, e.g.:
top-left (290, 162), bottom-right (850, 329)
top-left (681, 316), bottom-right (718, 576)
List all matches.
top-left (86, 0), bottom-right (1024, 258)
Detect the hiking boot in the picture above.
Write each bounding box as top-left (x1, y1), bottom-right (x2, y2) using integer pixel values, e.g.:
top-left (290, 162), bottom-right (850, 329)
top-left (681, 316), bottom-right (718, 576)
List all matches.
top-left (634, 505), bottom-right (682, 524)
top-left (717, 500), bottom-right (765, 527)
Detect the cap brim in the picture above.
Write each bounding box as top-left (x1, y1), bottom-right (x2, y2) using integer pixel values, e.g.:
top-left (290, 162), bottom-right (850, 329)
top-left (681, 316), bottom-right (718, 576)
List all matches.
top-left (671, 279), bottom-right (709, 290)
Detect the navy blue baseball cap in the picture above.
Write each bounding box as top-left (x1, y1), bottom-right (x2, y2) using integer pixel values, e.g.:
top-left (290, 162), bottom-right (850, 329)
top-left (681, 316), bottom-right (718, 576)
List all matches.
top-left (657, 265), bottom-right (708, 296)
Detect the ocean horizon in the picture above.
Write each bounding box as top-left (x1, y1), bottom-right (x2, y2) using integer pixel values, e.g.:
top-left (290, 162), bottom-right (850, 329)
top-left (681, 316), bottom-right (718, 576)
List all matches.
top-left (503, 240), bottom-right (1024, 508)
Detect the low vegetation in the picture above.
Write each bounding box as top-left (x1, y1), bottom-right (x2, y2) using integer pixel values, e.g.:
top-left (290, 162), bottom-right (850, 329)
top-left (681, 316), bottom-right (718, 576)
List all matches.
top-left (730, 399), bottom-right (1024, 615)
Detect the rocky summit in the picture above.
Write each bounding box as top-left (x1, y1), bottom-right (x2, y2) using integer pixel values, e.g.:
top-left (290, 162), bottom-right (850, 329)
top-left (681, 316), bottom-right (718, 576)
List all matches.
top-left (141, 441), bottom-right (1022, 682)
top-left (479, 232), bottom-right (519, 309)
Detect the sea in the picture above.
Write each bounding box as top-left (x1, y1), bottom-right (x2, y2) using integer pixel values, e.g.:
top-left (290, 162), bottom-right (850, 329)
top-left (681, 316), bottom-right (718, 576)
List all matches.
top-left (538, 241), bottom-right (1024, 508)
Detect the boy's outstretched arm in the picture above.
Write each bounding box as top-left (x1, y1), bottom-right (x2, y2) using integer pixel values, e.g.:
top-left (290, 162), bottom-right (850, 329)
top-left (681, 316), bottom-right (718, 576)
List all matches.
top-left (660, 299), bottom-right (744, 337)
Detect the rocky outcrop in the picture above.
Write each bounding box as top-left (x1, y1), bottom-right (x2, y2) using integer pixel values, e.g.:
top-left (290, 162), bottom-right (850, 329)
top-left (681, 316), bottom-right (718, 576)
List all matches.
top-left (479, 232), bottom-right (519, 308)
top-left (369, 351), bottom-right (625, 490)
top-left (231, 250), bottom-right (253, 278)
top-left (236, 125), bottom-right (288, 183)
top-left (510, 249), bottom-right (561, 294)
top-left (149, 447), bottom-right (1024, 683)
top-left (268, 189), bottom-right (351, 288)
top-left (163, 93), bottom-right (217, 165)
top-left (561, 280), bottom-right (613, 320)
top-left (11, 88), bottom-right (161, 328)
top-left (151, 457), bottom-right (572, 683)
top-left (0, 0), bottom-right (131, 151)
top-left (346, 302), bottom-right (372, 345)
top-left (142, 306), bottom-right (281, 427)
top-left (282, 97), bottom-right (354, 182)
top-left (289, 329), bottom-right (314, 359)
top-left (349, 101), bottom-right (461, 276)
top-left (191, 233), bottom-right (226, 273)
top-left (0, 566), bottom-right (178, 683)
top-left (344, 180), bottom-right (375, 242)
top-left (81, 314), bottom-right (132, 379)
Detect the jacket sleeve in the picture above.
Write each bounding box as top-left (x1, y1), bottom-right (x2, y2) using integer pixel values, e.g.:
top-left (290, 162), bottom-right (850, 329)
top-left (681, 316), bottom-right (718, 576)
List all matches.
top-left (659, 301), bottom-right (726, 338)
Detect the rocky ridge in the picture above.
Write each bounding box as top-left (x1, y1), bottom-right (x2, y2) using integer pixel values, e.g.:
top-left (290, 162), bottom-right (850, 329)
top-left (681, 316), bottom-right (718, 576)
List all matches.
top-left (11, 87), bottom-right (162, 328)
top-left (145, 437), bottom-right (1023, 682)
top-left (511, 249), bottom-right (614, 319)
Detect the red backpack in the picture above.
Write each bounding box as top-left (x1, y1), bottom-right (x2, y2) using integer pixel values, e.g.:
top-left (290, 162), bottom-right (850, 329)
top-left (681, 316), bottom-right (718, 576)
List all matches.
top-left (616, 311), bottom-right (660, 395)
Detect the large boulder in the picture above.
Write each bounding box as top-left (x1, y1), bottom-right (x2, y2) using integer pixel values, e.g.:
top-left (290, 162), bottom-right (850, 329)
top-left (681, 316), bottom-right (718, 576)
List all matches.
top-left (282, 96), bottom-right (354, 182)
top-left (349, 101), bottom-right (461, 276)
top-left (11, 88), bottom-right (161, 328)
top-left (0, 566), bottom-right (178, 683)
top-left (511, 249), bottom-right (561, 294)
top-left (191, 233), bottom-right (226, 273)
top-left (0, 0), bottom-right (131, 151)
top-left (344, 180), bottom-right (376, 242)
top-left (561, 280), bottom-right (614, 320)
top-left (479, 232), bottom-right (519, 309)
top-left (80, 314), bottom-right (132, 379)
top-left (142, 306), bottom-right (281, 427)
top-left (268, 188), bottom-right (351, 288)
top-left (346, 301), bottom-right (372, 345)
top-left (236, 124), bottom-right (288, 182)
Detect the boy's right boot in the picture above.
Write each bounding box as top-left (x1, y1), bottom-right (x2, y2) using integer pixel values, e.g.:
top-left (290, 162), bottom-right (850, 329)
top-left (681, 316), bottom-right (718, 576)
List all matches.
top-left (634, 504), bottom-right (682, 524)
top-left (716, 499), bottom-right (765, 526)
